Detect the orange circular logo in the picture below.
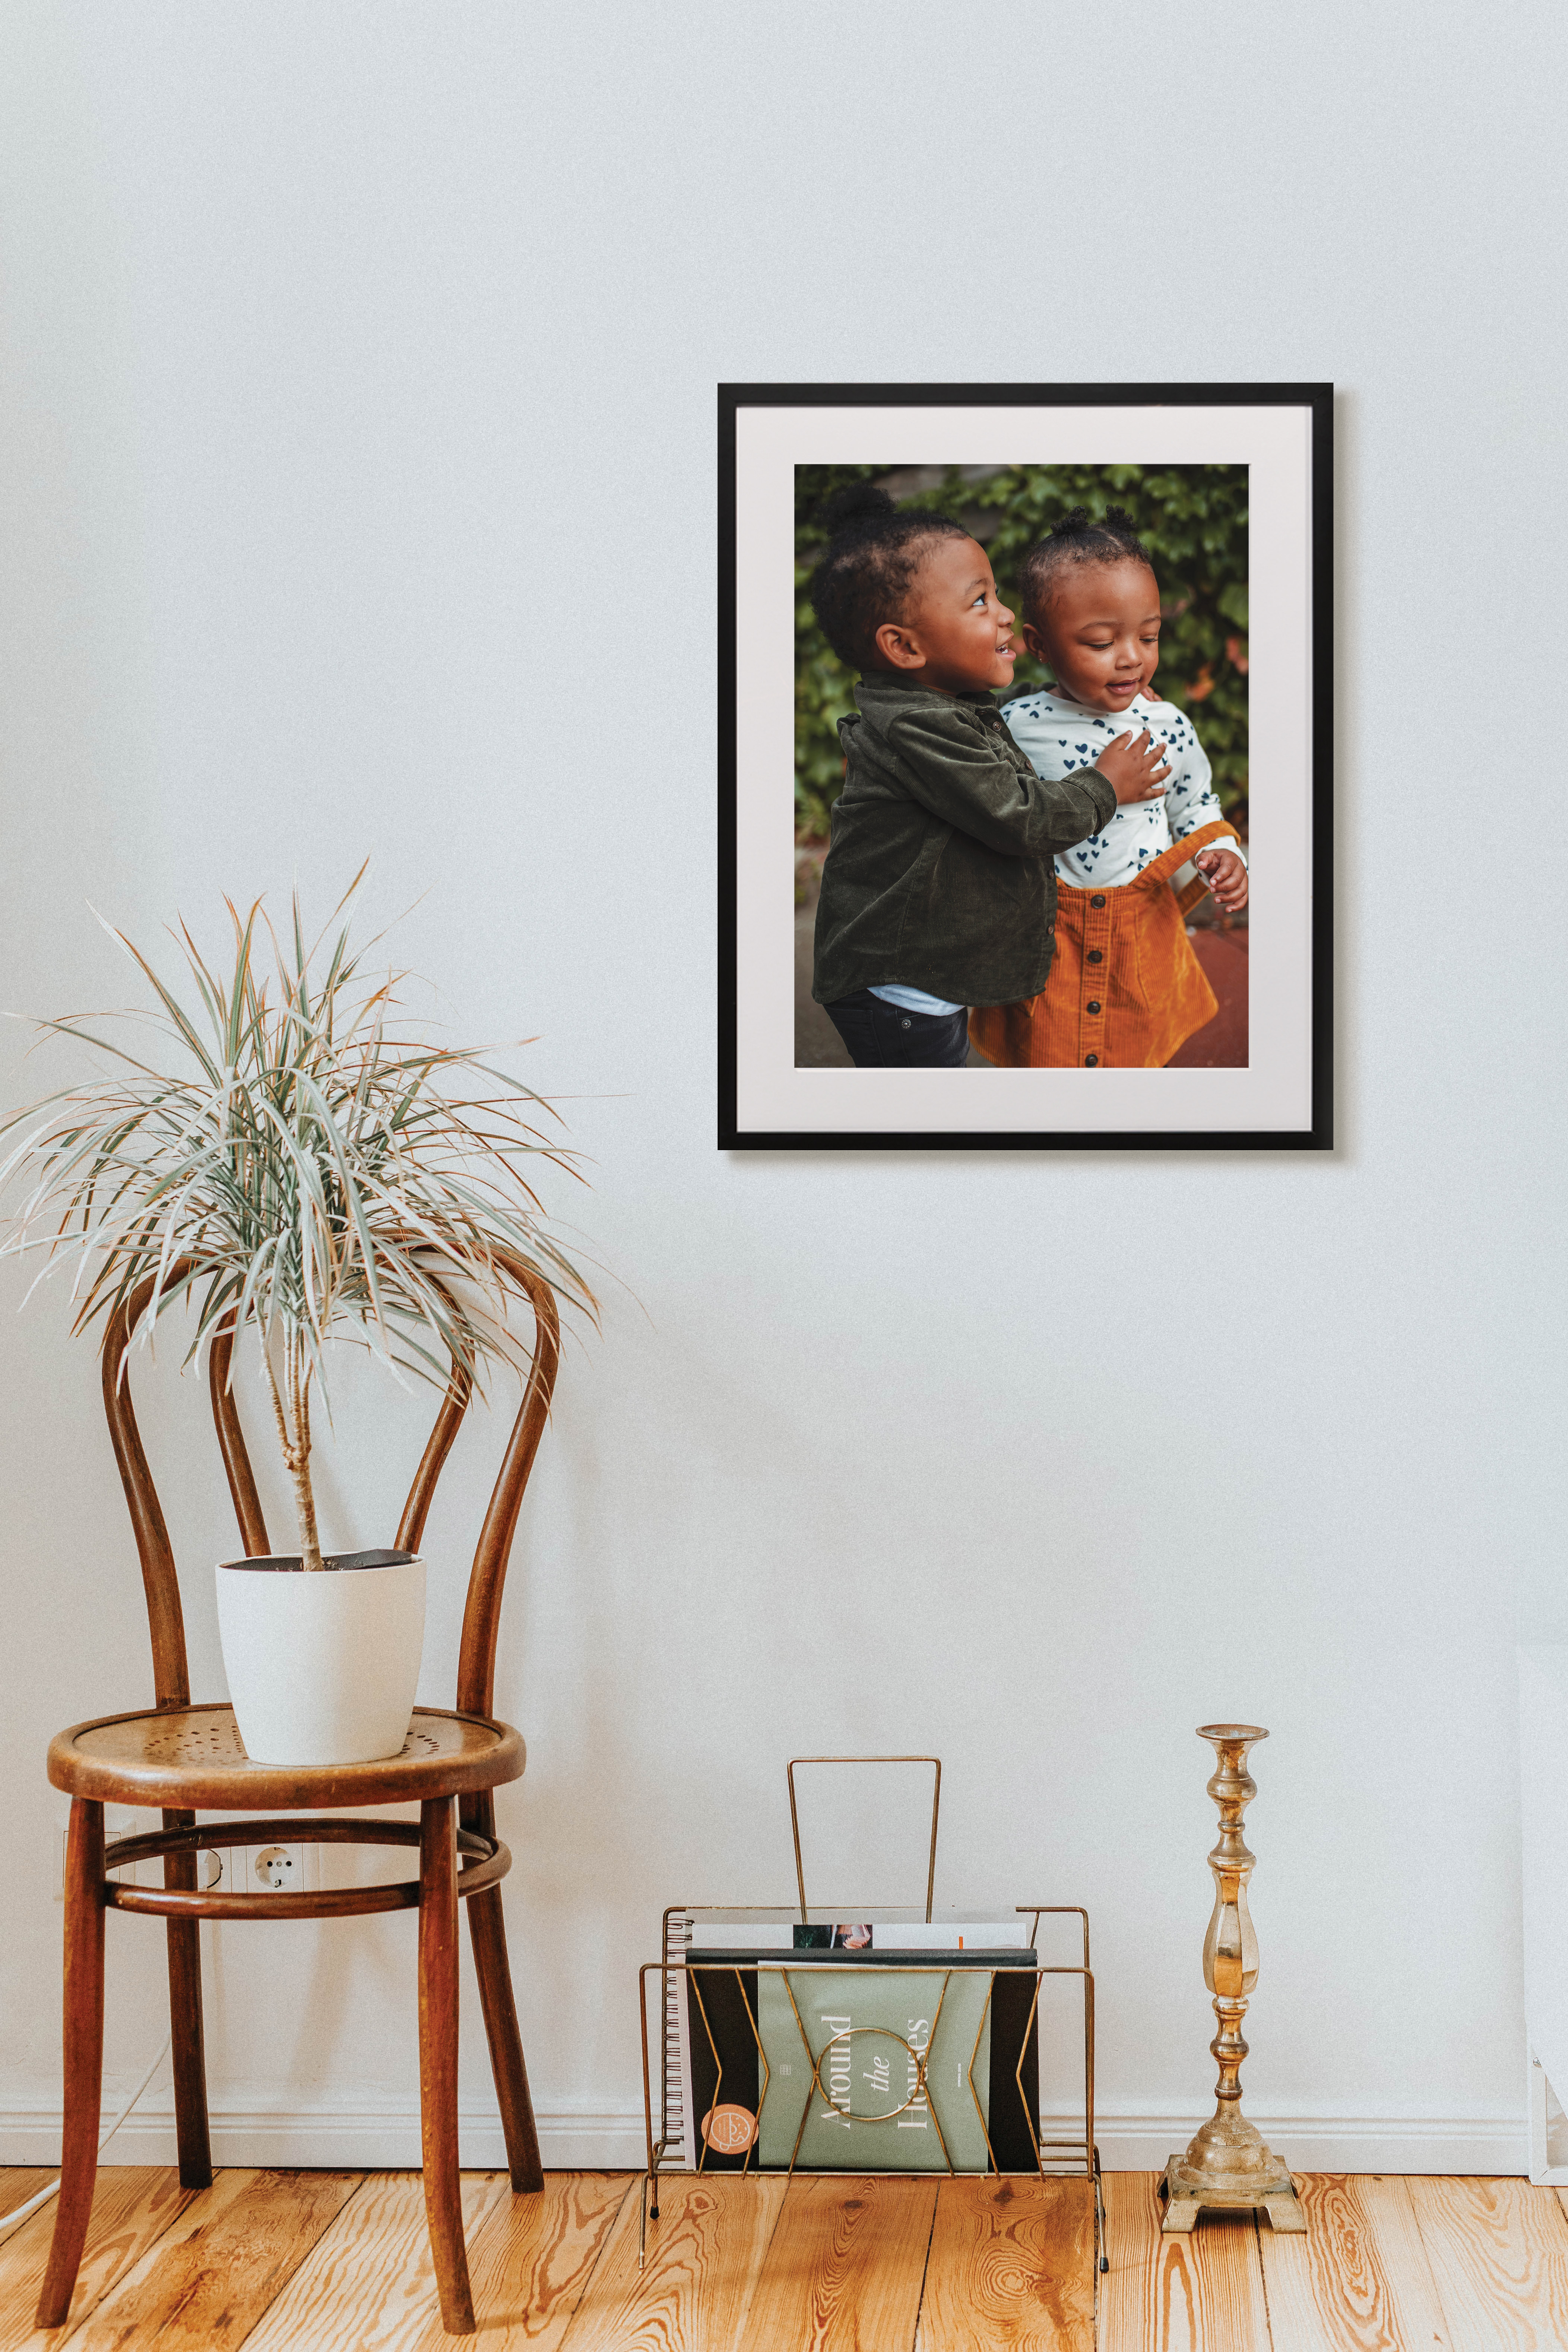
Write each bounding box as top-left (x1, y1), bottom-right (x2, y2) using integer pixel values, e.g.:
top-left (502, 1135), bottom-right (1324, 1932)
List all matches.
top-left (700, 2103), bottom-right (759, 2154)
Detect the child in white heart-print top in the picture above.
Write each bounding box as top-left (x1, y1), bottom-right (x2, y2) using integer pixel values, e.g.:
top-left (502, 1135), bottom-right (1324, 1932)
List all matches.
top-left (1004, 691), bottom-right (1227, 890)
top-left (1001, 506), bottom-right (1248, 910)
top-left (969, 506), bottom-right (1247, 1070)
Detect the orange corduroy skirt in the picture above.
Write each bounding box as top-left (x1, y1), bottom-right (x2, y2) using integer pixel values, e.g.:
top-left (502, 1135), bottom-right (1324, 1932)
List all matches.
top-left (970, 820), bottom-right (1239, 1070)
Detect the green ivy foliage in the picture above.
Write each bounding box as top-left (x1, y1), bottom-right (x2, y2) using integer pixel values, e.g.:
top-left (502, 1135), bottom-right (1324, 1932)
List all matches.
top-left (794, 462), bottom-right (1249, 841)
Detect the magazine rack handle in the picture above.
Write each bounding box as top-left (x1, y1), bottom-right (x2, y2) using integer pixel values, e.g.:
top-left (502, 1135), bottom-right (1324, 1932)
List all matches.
top-left (785, 1755), bottom-right (942, 1924)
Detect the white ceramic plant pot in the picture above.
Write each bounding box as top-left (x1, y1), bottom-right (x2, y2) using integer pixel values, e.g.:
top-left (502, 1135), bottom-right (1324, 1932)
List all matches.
top-left (215, 1549), bottom-right (427, 1767)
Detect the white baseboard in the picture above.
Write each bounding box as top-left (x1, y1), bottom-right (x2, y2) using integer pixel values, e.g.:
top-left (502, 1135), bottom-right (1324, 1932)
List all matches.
top-left (0, 2106), bottom-right (647, 2173)
top-left (0, 2104), bottom-right (1527, 2177)
top-left (1089, 2110), bottom-right (1527, 2176)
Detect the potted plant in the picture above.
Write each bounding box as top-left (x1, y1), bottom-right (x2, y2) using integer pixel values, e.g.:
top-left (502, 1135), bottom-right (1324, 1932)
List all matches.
top-left (0, 880), bottom-right (593, 1766)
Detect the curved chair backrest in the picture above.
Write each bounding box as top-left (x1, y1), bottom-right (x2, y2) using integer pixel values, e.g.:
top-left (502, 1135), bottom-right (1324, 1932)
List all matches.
top-left (101, 1251), bottom-right (561, 1722)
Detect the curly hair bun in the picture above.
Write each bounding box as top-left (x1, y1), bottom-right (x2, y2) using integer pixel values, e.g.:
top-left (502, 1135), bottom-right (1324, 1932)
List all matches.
top-left (807, 483), bottom-right (968, 669)
top-left (1050, 503), bottom-right (1139, 539)
top-left (1021, 504), bottom-right (1153, 624)
top-left (818, 482), bottom-right (897, 532)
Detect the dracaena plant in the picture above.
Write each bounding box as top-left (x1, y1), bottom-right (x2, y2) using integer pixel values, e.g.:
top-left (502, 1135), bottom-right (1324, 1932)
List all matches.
top-left (0, 879), bottom-right (594, 1569)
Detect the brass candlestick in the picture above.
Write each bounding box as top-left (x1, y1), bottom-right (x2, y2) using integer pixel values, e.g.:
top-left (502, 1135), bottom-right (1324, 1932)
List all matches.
top-left (1161, 1724), bottom-right (1305, 2234)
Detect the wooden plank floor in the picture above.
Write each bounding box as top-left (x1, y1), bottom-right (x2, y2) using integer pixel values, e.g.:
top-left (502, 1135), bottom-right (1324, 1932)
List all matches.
top-left (4, 2169), bottom-right (1568, 2348)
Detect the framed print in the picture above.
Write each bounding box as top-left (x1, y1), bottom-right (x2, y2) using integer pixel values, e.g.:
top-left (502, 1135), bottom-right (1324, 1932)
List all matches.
top-left (719, 382), bottom-right (1332, 1151)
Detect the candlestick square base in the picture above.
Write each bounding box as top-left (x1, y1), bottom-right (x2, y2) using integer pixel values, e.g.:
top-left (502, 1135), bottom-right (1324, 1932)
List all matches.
top-left (1159, 2155), bottom-right (1307, 2233)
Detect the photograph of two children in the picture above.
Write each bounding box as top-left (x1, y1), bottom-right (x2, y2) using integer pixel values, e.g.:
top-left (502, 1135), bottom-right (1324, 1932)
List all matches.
top-left (720, 385), bottom-right (1331, 1152)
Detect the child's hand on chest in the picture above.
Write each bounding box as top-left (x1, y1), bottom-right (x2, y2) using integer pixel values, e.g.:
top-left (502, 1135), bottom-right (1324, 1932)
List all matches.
top-left (1022, 701), bottom-right (1177, 777)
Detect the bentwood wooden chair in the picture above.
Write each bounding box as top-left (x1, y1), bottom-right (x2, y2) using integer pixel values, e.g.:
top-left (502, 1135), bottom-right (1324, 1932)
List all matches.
top-left (37, 1251), bottom-right (560, 2338)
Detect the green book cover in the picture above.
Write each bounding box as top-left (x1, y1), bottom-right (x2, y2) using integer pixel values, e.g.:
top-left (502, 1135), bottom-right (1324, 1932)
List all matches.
top-left (756, 1966), bottom-right (994, 2173)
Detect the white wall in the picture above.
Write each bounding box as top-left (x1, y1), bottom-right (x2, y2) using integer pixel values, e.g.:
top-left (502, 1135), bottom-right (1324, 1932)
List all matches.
top-left (0, 0), bottom-right (1561, 2176)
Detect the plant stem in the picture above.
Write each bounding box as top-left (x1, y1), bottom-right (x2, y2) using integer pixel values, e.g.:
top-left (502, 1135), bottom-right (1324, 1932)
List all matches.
top-left (262, 1326), bottom-right (325, 1571)
top-left (289, 1332), bottom-right (324, 1572)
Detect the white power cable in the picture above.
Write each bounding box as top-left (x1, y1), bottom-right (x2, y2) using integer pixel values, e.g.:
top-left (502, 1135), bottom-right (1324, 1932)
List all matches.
top-left (0, 2028), bottom-right (176, 2246)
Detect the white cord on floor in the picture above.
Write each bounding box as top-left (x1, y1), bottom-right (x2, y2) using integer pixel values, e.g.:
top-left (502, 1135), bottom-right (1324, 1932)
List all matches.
top-left (0, 2028), bottom-right (175, 2246)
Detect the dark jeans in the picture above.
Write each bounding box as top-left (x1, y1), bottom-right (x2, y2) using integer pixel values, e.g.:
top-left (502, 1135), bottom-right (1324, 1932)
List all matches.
top-left (823, 988), bottom-right (970, 1069)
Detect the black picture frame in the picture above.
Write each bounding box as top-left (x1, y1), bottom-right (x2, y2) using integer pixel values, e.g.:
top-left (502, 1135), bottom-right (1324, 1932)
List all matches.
top-left (719, 382), bottom-right (1333, 1152)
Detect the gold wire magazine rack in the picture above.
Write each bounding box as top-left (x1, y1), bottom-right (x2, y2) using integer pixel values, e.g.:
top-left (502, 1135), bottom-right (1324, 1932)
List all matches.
top-left (636, 1757), bottom-right (1102, 2271)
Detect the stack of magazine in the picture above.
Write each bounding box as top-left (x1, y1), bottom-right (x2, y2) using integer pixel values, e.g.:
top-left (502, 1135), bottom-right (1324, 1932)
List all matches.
top-left (663, 1908), bottom-right (1040, 2174)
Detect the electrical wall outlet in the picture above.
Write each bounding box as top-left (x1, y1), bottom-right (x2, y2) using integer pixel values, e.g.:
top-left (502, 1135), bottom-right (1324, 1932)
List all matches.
top-left (53, 1821), bottom-right (312, 1899)
top-left (172, 1841), bottom-right (315, 1896)
top-left (199, 1843), bottom-right (246, 1895)
top-left (171, 1842), bottom-right (316, 1896)
top-left (231, 1842), bottom-right (315, 1895)
top-left (51, 1806), bottom-right (152, 1893)
top-left (250, 1842), bottom-right (306, 1892)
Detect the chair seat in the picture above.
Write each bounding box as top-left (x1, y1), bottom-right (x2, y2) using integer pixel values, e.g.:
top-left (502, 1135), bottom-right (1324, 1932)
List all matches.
top-left (48, 1702), bottom-right (525, 1811)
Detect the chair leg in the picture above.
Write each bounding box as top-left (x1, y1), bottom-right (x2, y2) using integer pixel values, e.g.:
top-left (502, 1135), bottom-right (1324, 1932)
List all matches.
top-left (419, 1796), bottom-right (475, 2335)
top-left (37, 1799), bottom-right (106, 2330)
top-left (467, 1884), bottom-right (544, 2192)
top-left (163, 1810), bottom-right (213, 2190)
